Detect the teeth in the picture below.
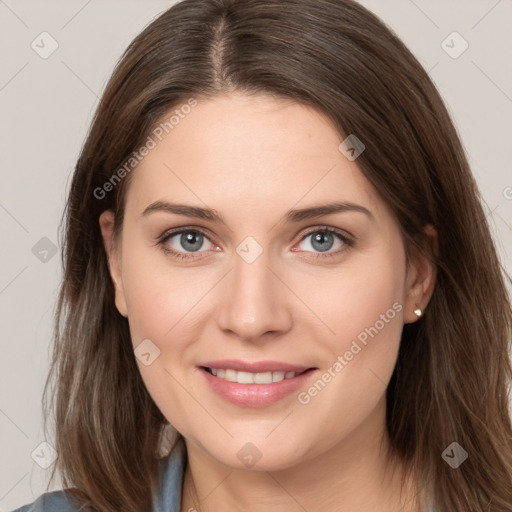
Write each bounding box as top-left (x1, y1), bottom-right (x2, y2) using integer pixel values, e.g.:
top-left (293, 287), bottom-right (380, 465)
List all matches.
top-left (272, 371), bottom-right (285, 382)
top-left (209, 368), bottom-right (300, 384)
top-left (225, 369), bottom-right (237, 382)
top-left (254, 372), bottom-right (273, 384)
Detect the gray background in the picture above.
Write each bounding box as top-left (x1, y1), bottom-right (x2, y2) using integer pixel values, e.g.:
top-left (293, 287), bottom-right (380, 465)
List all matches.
top-left (1, 0), bottom-right (511, 509)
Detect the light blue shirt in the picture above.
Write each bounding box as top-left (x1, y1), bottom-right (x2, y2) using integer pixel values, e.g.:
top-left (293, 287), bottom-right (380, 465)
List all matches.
top-left (11, 437), bottom-right (437, 511)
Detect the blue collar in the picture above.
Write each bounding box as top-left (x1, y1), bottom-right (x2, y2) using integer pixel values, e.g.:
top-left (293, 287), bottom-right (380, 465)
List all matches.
top-left (154, 436), bottom-right (187, 512)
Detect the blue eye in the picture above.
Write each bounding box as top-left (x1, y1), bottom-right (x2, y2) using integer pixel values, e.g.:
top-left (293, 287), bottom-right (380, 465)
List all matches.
top-left (158, 229), bottom-right (215, 260)
top-left (295, 227), bottom-right (353, 258)
top-left (157, 226), bottom-right (353, 261)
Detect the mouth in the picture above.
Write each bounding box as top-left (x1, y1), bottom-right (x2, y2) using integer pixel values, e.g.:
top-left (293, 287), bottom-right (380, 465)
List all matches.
top-left (197, 361), bottom-right (318, 408)
top-left (201, 366), bottom-right (312, 384)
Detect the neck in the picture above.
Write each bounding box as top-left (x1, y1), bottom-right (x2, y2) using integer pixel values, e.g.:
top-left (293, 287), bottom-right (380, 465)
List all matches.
top-left (180, 397), bottom-right (421, 512)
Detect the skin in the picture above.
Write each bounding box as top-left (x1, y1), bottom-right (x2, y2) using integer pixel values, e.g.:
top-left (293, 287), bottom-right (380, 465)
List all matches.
top-left (100, 92), bottom-right (436, 512)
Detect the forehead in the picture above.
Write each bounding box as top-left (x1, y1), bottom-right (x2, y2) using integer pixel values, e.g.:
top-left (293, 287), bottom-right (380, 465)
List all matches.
top-left (124, 93), bottom-right (387, 223)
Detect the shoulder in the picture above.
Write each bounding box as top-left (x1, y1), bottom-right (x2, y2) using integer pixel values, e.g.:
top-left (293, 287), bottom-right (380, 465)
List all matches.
top-left (10, 436), bottom-right (187, 512)
top-left (9, 490), bottom-right (84, 512)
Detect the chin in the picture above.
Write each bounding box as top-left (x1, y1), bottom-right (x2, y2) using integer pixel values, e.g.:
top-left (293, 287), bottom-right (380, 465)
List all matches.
top-left (195, 434), bottom-right (311, 472)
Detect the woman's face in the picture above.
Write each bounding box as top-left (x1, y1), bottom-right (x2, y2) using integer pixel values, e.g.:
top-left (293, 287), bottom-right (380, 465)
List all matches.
top-left (101, 92), bottom-right (433, 471)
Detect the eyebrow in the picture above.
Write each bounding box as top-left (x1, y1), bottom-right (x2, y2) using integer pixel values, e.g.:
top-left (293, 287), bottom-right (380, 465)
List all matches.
top-left (140, 200), bottom-right (374, 224)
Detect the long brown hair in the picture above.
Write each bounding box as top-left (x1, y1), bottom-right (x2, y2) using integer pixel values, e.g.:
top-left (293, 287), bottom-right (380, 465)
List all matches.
top-left (45, 0), bottom-right (512, 510)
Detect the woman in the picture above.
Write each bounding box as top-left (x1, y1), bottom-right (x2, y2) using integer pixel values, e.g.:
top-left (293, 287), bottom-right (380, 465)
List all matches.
top-left (12, 0), bottom-right (512, 511)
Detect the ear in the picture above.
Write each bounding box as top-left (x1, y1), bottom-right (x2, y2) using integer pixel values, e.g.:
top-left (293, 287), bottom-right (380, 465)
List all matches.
top-left (403, 224), bottom-right (437, 324)
top-left (99, 210), bottom-right (128, 317)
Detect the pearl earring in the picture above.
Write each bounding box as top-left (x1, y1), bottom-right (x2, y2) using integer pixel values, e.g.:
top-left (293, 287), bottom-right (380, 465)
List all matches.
top-left (413, 306), bottom-right (423, 317)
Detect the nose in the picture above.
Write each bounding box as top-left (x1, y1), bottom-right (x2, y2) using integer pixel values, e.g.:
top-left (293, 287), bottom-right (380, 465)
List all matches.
top-left (215, 249), bottom-right (293, 342)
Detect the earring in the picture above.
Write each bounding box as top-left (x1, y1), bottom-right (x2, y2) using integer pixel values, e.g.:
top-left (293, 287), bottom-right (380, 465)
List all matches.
top-left (413, 306), bottom-right (423, 318)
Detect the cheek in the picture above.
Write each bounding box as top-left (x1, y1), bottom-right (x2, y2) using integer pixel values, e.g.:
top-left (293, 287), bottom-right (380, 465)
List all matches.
top-left (289, 256), bottom-right (405, 452)
top-left (291, 244), bottom-right (406, 418)
top-left (119, 245), bottom-right (210, 434)
top-left (295, 249), bottom-right (406, 353)
top-left (120, 240), bottom-right (206, 347)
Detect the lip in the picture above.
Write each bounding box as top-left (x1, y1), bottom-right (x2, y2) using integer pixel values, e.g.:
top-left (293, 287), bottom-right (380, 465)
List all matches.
top-left (198, 360), bottom-right (317, 408)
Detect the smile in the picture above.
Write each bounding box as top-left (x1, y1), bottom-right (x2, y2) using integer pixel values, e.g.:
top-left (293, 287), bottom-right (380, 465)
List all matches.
top-left (199, 364), bottom-right (318, 408)
top-left (203, 367), bottom-right (305, 384)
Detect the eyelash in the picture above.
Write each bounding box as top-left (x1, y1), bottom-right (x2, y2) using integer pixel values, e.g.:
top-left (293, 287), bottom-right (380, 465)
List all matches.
top-left (156, 226), bottom-right (354, 262)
